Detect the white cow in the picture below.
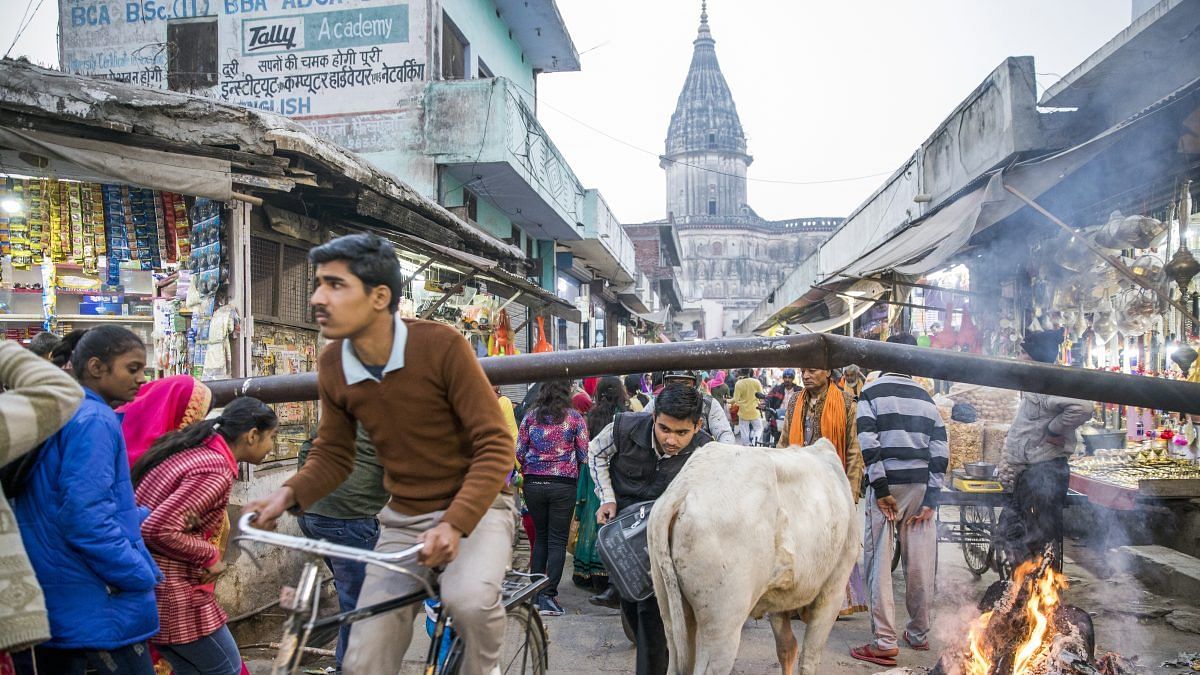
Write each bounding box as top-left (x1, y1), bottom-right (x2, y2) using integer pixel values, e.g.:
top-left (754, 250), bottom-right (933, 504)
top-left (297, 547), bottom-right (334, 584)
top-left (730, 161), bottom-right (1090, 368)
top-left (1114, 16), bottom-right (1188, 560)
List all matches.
top-left (647, 439), bottom-right (860, 675)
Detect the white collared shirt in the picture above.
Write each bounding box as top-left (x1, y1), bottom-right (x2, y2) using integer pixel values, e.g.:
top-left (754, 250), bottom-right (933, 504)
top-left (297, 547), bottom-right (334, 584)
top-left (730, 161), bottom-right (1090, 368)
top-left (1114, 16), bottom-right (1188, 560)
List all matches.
top-left (341, 313), bottom-right (409, 385)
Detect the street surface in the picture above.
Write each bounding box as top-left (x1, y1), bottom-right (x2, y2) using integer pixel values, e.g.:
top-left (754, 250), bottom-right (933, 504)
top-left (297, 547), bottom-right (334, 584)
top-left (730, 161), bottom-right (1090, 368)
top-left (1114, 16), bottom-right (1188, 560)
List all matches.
top-left (245, 538), bottom-right (1199, 674)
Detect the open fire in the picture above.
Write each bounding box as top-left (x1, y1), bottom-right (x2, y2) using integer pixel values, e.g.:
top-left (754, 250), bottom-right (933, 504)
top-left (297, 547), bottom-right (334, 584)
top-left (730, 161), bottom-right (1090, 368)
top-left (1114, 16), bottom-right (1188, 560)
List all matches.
top-left (933, 554), bottom-right (1143, 675)
top-left (962, 558), bottom-right (1068, 674)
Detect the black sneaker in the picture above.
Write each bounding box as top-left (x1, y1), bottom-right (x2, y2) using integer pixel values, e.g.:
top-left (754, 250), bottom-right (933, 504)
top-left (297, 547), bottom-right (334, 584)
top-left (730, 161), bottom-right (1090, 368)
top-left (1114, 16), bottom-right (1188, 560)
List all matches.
top-left (538, 595), bottom-right (565, 616)
top-left (588, 586), bottom-right (621, 609)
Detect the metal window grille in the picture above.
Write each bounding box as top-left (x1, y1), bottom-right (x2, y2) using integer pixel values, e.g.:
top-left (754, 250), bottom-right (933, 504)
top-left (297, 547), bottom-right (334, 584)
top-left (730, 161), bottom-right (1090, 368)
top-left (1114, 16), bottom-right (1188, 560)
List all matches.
top-left (250, 234), bottom-right (314, 328)
top-left (250, 238), bottom-right (279, 317)
top-left (280, 245), bottom-right (312, 325)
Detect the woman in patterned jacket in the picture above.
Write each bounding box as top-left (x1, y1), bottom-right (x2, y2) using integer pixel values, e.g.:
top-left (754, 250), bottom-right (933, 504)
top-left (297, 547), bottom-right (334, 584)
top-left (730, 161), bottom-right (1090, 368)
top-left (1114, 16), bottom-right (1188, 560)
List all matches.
top-left (130, 397), bottom-right (277, 675)
top-left (517, 379), bottom-right (590, 617)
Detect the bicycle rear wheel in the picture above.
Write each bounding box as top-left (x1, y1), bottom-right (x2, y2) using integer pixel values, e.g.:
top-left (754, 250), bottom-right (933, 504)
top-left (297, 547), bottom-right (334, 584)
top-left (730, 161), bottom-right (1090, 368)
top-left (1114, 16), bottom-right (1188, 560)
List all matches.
top-left (961, 505), bottom-right (995, 577)
top-left (496, 603), bottom-right (548, 674)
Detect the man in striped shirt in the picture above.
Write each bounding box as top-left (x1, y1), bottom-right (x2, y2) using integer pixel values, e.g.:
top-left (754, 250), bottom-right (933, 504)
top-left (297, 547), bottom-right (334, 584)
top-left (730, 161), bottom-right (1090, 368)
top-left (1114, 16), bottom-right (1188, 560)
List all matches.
top-left (850, 334), bottom-right (949, 667)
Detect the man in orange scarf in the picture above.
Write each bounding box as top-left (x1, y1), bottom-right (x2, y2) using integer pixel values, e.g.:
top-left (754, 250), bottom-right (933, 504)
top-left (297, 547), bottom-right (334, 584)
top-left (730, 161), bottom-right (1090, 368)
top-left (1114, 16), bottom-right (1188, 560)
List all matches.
top-left (779, 367), bottom-right (867, 619)
top-left (779, 368), bottom-right (864, 494)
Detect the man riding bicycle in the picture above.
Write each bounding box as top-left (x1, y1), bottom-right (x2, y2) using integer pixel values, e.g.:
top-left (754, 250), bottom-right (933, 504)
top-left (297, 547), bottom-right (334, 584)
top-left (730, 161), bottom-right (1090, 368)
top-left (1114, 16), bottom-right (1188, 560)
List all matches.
top-left (246, 233), bottom-right (515, 675)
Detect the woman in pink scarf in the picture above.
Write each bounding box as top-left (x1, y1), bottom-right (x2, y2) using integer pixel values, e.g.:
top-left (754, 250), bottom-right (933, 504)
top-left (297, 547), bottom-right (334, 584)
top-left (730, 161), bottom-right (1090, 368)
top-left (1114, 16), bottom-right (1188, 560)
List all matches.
top-left (120, 375), bottom-right (213, 468)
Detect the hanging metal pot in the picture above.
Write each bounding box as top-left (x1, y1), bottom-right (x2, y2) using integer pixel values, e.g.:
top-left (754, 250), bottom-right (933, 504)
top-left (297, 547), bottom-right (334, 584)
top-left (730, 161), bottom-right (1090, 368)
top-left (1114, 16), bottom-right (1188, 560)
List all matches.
top-left (1172, 344), bottom-right (1198, 376)
top-left (1051, 278), bottom-right (1085, 311)
top-left (1129, 254), bottom-right (1166, 286)
top-left (1094, 210), bottom-right (1126, 250)
top-left (1056, 235), bottom-right (1091, 273)
top-left (1166, 247), bottom-right (1200, 295)
top-left (1116, 310), bottom-right (1146, 336)
top-left (1118, 215), bottom-right (1167, 249)
top-left (1073, 305), bottom-right (1089, 338)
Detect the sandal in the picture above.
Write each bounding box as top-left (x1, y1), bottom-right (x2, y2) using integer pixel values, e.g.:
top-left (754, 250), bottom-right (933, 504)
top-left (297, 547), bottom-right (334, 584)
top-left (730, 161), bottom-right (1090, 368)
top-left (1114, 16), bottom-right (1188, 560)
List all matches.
top-left (904, 631), bottom-right (930, 651)
top-left (850, 643), bottom-right (899, 666)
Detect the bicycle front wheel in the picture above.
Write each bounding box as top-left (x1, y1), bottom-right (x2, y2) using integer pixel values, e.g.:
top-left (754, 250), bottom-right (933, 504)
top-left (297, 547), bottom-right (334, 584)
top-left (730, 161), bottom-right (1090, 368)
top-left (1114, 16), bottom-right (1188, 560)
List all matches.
top-left (496, 603), bottom-right (549, 675)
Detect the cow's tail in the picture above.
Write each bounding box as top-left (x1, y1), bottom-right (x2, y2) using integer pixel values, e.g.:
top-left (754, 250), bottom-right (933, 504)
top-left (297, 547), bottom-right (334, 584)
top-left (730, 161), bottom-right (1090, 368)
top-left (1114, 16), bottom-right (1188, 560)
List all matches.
top-left (649, 489), bottom-right (692, 674)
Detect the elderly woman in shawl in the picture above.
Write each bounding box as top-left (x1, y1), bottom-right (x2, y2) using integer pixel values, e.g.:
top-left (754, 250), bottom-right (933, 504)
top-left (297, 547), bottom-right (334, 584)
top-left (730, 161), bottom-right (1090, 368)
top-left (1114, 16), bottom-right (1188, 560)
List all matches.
top-left (778, 367), bottom-right (867, 617)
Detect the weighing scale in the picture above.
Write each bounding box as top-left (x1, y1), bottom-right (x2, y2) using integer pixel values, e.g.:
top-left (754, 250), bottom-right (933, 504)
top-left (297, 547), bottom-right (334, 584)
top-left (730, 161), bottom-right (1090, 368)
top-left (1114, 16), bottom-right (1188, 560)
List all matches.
top-left (951, 469), bottom-right (1004, 493)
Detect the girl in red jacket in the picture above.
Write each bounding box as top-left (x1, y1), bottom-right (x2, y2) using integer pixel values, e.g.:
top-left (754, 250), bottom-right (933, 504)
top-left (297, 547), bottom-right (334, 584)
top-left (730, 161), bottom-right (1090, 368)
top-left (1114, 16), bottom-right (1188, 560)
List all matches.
top-left (130, 397), bottom-right (278, 675)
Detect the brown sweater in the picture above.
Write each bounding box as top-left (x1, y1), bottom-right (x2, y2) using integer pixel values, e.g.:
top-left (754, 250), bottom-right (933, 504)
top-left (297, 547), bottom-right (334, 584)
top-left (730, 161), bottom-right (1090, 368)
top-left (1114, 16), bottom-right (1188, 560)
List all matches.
top-left (284, 319), bottom-right (513, 535)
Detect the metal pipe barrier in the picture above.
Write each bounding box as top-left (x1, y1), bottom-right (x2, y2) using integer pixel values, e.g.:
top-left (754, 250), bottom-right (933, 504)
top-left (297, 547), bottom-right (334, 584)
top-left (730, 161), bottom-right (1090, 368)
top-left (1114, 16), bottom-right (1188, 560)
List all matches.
top-left (207, 333), bottom-right (1200, 414)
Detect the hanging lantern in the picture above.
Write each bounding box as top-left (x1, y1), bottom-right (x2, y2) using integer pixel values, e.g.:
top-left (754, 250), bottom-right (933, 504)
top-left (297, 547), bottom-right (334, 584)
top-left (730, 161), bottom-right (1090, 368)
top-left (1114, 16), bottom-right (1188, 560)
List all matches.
top-left (1166, 183), bottom-right (1200, 297)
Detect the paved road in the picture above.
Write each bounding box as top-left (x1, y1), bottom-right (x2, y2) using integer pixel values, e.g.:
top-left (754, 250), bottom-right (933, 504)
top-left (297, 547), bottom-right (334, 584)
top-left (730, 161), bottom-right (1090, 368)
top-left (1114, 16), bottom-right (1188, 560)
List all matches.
top-left (247, 538), bottom-right (1197, 674)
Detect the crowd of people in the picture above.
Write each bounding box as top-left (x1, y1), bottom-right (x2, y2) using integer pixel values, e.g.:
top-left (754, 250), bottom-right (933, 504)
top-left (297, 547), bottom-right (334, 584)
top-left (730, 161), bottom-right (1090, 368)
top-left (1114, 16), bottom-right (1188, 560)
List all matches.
top-left (0, 230), bottom-right (1086, 675)
top-left (1, 326), bottom-right (278, 675)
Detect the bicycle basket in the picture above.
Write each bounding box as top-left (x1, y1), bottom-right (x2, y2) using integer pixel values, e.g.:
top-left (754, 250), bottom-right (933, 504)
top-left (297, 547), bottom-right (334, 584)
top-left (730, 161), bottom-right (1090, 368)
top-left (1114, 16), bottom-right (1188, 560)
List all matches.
top-left (596, 501), bottom-right (656, 603)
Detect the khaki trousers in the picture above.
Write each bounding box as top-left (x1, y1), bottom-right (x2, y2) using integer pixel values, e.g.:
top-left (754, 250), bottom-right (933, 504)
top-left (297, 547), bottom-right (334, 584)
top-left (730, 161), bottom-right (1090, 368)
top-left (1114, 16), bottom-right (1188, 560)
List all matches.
top-left (344, 496), bottom-right (515, 675)
top-left (863, 484), bottom-right (935, 651)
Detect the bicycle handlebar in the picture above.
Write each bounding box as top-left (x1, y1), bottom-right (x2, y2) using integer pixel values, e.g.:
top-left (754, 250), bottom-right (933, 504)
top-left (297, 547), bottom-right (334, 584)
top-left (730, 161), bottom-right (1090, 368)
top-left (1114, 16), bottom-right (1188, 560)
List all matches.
top-left (235, 512), bottom-right (435, 598)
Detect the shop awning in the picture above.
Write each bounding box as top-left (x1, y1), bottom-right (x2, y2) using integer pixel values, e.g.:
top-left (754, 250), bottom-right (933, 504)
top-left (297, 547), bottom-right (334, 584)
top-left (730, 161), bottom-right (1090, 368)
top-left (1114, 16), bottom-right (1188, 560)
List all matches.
top-left (840, 76), bottom-right (1200, 280)
top-left (0, 127), bottom-right (232, 201)
top-left (618, 294), bottom-right (651, 315)
top-left (389, 232), bottom-right (581, 323)
top-left (786, 280), bottom-right (887, 334)
top-left (840, 133), bottom-right (1119, 278)
top-left (635, 308), bottom-right (669, 326)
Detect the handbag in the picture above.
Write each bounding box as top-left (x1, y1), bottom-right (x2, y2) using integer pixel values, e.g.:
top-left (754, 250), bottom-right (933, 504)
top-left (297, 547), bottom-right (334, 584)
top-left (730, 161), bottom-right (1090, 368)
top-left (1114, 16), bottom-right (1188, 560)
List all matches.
top-left (596, 501), bottom-right (656, 602)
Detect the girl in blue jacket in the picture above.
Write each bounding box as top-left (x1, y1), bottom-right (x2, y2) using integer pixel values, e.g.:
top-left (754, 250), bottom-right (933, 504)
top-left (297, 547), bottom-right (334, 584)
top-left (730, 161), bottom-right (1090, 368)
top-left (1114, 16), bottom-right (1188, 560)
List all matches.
top-left (13, 325), bottom-right (161, 675)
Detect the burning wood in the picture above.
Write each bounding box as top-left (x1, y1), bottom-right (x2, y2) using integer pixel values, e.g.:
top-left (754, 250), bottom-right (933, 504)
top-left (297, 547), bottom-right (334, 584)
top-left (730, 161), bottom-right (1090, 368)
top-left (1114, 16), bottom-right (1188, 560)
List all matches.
top-left (932, 550), bottom-right (1144, 675)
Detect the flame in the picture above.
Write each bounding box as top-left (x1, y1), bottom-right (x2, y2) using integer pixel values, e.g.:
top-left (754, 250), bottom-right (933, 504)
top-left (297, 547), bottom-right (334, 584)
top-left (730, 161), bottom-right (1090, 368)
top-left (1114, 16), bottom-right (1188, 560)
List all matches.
top-left (961, 558), bottom-right (1068, 675)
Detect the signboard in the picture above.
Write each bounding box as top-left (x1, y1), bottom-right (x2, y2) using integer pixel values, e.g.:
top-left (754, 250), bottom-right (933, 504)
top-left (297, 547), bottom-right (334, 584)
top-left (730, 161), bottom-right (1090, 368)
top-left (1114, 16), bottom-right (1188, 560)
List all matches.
top-left (59, 0), bottom-right (428, 147)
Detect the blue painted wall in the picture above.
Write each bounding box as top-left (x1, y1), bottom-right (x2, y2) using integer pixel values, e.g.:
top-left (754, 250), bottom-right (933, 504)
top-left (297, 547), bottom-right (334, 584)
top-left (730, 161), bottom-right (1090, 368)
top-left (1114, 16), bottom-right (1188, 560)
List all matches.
top-left (440, 0), bottom-right (536, 99)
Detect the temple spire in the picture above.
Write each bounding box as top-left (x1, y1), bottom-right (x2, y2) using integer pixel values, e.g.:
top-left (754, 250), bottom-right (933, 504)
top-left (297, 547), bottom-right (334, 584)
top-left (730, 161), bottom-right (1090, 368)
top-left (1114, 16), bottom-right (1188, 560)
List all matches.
top-left (663, 0), bottom-right (752, 221)
top-left (697, 0), bottom-right (713, 43)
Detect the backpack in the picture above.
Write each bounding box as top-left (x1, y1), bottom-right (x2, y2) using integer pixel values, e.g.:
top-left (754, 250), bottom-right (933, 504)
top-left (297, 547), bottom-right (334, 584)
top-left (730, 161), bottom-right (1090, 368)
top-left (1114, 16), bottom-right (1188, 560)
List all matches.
top-left (0, 443), bottom-right (43, 499)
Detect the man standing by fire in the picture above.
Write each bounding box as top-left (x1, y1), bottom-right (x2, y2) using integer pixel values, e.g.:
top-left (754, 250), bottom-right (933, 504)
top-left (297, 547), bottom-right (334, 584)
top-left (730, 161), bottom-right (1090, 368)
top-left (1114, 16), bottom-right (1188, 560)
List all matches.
top-left (851, 333), bottom-right (948, 667)
top-left (998, 328), bottom-right (1092, 573)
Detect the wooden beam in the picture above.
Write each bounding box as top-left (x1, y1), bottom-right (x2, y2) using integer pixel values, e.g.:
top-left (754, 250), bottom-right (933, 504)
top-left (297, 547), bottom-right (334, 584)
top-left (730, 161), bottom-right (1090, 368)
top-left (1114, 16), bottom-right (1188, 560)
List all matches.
top-left (420, 272), bottom-right (478, 320)
top-left (355, 188), bottom-right (462, 249)
top-left (232, 173), bottom-right (296, 192)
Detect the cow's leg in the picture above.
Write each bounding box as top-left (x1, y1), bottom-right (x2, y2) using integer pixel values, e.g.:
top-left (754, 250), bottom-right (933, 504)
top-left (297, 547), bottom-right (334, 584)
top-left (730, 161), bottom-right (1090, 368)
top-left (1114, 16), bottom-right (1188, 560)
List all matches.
top-left (768, 612), bottom-right (798, 675)
top-left (691, 610), bottom-right (746, 674)
top-left (797, 574), bottom-right (846, 675)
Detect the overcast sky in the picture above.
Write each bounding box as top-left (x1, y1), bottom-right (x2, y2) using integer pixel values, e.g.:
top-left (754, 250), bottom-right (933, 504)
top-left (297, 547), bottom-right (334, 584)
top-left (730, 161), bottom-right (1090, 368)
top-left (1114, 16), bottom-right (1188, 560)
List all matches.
top-left (4, 0), bottom-right (1133, 224)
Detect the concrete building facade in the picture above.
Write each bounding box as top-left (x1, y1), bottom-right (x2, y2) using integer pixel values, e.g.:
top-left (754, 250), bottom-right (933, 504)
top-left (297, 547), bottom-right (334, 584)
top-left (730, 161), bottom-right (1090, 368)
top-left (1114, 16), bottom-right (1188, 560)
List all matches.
top-left (56, 0), bottom-right (641, 348)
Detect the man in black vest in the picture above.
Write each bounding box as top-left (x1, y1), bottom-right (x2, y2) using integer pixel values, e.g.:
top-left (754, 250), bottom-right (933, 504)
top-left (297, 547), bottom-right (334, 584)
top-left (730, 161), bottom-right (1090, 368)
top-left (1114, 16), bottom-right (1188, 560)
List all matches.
top-left (588, 384), bottom-right (713, 675)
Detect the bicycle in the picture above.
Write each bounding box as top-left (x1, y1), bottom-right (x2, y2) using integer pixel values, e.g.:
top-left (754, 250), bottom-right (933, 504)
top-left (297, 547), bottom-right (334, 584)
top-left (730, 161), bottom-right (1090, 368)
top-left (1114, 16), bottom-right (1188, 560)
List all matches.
top-left (235, 512), bottom-right (551, 675)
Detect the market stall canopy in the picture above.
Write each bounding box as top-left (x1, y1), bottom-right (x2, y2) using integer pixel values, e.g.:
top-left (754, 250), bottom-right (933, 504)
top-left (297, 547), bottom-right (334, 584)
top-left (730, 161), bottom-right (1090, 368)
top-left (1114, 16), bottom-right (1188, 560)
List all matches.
top-left (786, 280), bottom-right (887, 334)
top-left (841, 135), bottom-right (1119, 278)
top-left (0, 59), bottom-right (523, 262)
top-left (839, 76), bottom-right (1200, 279)
top-left (617, 294), bottom-right (651, 316)
top-left (0, 127), bottom-right (231, 201)
top-left (635, 308), bottom-right (669, 327)
top-left (388, 231), bottom-right (581, 323)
